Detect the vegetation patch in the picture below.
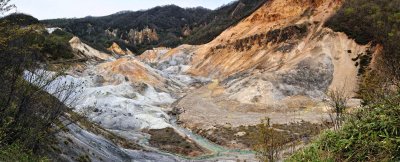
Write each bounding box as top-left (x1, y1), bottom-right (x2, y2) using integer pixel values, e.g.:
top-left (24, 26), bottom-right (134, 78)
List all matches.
top-left (209, 23), bottom-right (308, 52)
top-left (194, 121), bottom-right (326, 150)
top-left (185, 0), bottom-right (268, 45)
top-left (287, 95), bottom-right (400, 162)
top-left (326, 0), bottom-right (400, 95)
top-left (147, 128), bottom-right (206, 157)
top-left (42, 29), bottom-right (74, 60)
top-left (42, 6), bottom-right (211, 54)
top-left (0, 143), bottom-right (48, 162)
top-left (43, 0), bottom-right (268, 54)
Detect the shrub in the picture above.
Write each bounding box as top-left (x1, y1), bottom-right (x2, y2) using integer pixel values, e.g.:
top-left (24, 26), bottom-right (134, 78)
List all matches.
top-left (287, 95), bottom-right (400, 162)
top-left (0, 143), bottom-right (47, 162)
top-left (0, 13), bottom-right (70, 159)
top-left (43, 29), bottom-right (74, 59)
top-left (326, 0), bottom-right (400, 90)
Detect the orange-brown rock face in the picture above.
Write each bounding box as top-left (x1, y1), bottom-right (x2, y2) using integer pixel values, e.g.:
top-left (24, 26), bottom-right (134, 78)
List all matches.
top-left (128, 27), bottom-right (159, 45)
top-left (137, 47), bottom-right (171, 64)
top-left (182, 25), bottom-right (192, 37)
top-left (69, 37), bottom-right (111, 60)
top-left (187, 0), bottom-right (343, 78)
top-left (166, 0), bottom-right (374, 130)
top-left (107, 42), bottom-right (134, 55)
top-left (96, 57), bottom-right (165, 88)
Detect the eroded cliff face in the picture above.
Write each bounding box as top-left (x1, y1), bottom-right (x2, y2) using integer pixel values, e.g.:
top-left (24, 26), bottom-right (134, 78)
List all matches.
top-left (105, 27), bottom-right (160, 46)
top-left (187, 0), bottom-right (366, 99)
top-left (105, 28), bottom-right (119, 38)
top-left (188, 0), bottom-right (339, 77)
top-left (137, 0), bottom-right (373, 130)
top-left (107, 42), bottom-right (134, 56)
top-left (45, 0), bottom-right (376, 160)
top-left (69, 36), bottom-right (111, 61)
top-left (127, 27), bottom-right (160, 45)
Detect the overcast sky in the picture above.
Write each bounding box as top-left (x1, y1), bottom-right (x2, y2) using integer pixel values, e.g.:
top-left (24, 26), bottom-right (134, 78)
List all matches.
top-left (12, 0), bottom-right (235, 20)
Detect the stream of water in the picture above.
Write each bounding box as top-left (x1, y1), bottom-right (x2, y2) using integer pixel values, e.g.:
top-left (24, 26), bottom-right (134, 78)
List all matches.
top-left (27, 60), bottom-right (257, 161)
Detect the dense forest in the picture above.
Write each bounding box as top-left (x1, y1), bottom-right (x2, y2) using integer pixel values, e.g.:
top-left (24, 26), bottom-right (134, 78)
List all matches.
top-left (43, 0), bottom-right (267, 54)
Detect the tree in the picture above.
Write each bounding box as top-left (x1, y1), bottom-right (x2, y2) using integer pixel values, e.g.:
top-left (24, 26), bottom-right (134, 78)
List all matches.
top-left (0, 0), bottom-right (15, 15)
top-left (325, 87), bottom-right (349, 130)
top-left (326, 0), bottom-right (400, 94)
top-left (0, 8), bottom-right (76, 157)
top-left (253, 118), bottom-right (284, 162)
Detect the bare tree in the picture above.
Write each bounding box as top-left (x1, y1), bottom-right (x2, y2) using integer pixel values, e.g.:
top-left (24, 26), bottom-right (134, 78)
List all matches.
top-left (0, 14), bottom-right (80, 153)
top-left (254, 118), bottom-right (284, 162)
top-left (0, 0), bottom-right (15, 15)
top-left (326, 86), bottom-right (349, 130)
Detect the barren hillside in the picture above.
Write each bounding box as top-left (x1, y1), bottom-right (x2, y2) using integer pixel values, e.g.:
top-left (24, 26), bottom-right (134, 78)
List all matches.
top-left (23, 0), bottom-right (380, 161)
top-left (136, 0), bottom-right (377, 132)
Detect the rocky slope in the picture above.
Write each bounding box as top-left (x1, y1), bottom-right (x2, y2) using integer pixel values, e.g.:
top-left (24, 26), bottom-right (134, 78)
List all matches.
top-left (135, 0), bottom-right (377, 148)
top-left (107, 42), bottom-right (134, 56)
top-left (172, 0), bottom-right (371, 130)
top-left (40, 0), bottom-right (379, 161)
top-left (69, 36), bottom-right (111, 61)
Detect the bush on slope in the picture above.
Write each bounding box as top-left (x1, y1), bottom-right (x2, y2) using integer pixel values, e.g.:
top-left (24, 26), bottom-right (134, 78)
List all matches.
top-left (287, 94), bottom-right (400, 162)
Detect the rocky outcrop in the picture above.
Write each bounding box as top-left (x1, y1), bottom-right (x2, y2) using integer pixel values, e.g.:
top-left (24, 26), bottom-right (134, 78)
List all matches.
top-left (107, 42), bottom-right (134, 56)
top-left (153, 0), bottom-right (373, 129)
top-left (137, 47), bottom-right (171, 64)
top-left (95, 57), bottom-right (167, 88)
top-left (105, 28), bottom-right (118, 38)
top-left (182, 25), bottom-right (192, 37)
top-left (69, 36), bottom-right (110, 61)
top-left (231, 2), bottom-right (246, 18)
top-left (127, 27), bottom-right (159, 45)
top-left (105, 26), bottom-right (159, 47)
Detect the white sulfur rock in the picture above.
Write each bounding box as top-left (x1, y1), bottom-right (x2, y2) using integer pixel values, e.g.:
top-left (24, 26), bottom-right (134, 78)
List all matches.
top-left (25, 68), bottom-right (175, 131)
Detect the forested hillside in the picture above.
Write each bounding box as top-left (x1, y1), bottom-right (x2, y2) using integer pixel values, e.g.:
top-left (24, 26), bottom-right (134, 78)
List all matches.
top-left (43, 5), bottom-right (210, 54)
top-left (42, 0), bottom-right (267, 54)
top-left (0, 13), bottom-right (72, 160)
top-left (184, 0), bottom-right (268, 44)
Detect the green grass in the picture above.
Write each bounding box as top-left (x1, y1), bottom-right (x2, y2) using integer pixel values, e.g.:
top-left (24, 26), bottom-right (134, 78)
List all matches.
top-left (0, 143), bottom-right (48, 162)
top-left (287, 96), bottom-right (400, 162)
top-left (286, 142), bottom-right (335, 162)
top-left (195, 121), bottom-right (326, 149)
top-left (148, 128), bottom-right (205, 156)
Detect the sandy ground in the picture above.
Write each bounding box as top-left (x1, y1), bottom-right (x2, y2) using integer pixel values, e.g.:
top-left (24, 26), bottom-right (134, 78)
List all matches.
top-left (177, 84), bottom-right (330, 130)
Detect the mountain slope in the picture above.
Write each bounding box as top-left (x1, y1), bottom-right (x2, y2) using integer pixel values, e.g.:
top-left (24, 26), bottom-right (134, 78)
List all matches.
top-left (138, 0), bottom-right (377, 133)
top-left (184, 0), bottom-right (268, 44)
top-left (43, 5), bottom-right (211, 53)
top-left (42, 0), bottom-right (268, 54)
top-left (19, 0), bottom-right (385, 161)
